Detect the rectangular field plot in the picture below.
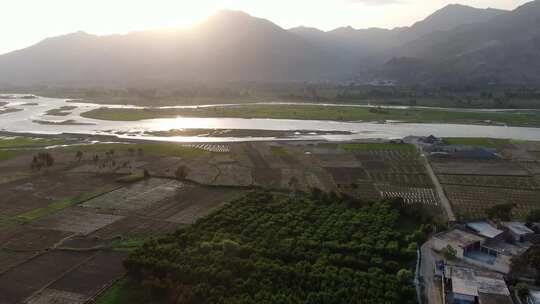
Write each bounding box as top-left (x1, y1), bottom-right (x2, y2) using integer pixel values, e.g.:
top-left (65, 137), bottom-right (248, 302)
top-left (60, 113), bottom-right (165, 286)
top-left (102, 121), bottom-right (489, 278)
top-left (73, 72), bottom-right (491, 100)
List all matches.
top-left (349, 180), bottom-right (381, 202)
top-left (141, 186), bottom-right (246, 224)
top-left (82, 178), bottom-right (183, 211)
top-left (0, 250), bottom-right (36, 274)
top-left (431, 160), bottom-right (529, 176)
top-left (26, 289), bottom-right (87, 304)
top-left (325, 167), bottom-right (369, 184)
top-left (369, 172), bottom-right (433, 187)
top-left (445, 185), bottom-right (540, 219)
top-left (0, 173), bottom-right (117, 218)
top-left (90, 217), bottom-right (178, 239)
top-left (376, 184), bottom-right (439, 206)
top-left (0, 250), bottom-right (94, 304)
top-left (252, 168), bottom-right (281, 188)
top-left (47, 250), bottom-right (127, 298)
top-left (31, 209), bottom-right (124, 235)
top-left (438, 174), bottom-right (539, 190)
top-left (2, 229), bottom-right (73, 251)
top-left (316, 153), bottom-right (361, 168)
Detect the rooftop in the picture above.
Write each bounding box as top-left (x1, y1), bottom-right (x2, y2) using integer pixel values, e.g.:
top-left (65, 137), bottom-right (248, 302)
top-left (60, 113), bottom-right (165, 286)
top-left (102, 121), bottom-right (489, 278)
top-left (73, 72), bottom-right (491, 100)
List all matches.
top-left (435, 228), bottom-right (485, 248)
top-left (467, 222), bottom-right (504, 239)
top-left (530, 291), bottom-right (540, 304)
top-left (449, 267), bottom-right (478, 296)
top-left (502, 221), bottom-right (534, 236)
top-left (478, 293), bottom-right (514, 304)
top-left (445, 265), bottom-right (511, 301)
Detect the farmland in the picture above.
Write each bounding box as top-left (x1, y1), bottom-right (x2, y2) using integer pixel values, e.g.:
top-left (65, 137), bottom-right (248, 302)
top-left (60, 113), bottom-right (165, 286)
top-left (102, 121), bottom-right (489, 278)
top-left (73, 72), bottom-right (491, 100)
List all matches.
top-left (4, 133), bottom-right (539, 303)
top-left (429, 139), bottom-right (540, 220)
top-left (121, 191), bottom-right (424, 303)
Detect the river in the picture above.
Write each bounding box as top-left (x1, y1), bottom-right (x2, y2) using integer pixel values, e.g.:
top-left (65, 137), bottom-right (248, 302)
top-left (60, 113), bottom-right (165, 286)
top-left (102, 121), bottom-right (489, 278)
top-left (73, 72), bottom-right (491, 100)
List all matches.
top-left (1, 95), bottom-right (540, 142)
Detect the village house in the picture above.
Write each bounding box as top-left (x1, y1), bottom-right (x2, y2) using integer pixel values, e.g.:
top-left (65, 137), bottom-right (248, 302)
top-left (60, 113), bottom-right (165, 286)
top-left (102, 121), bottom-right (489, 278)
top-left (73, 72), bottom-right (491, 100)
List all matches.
top-left (443, 265), bottom-right (513, 304)
top-left (433, 221), bottom-right (532, 274)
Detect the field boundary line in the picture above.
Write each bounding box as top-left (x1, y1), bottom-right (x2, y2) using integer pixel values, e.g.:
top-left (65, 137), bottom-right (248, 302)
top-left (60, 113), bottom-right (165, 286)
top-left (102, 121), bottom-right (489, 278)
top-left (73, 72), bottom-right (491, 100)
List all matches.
top-left (22, 251), bottom-right (99, 304)
top-left (86, 274), bottom-right (127, 304)
top-left (0, 249), bottom-right (42, 276)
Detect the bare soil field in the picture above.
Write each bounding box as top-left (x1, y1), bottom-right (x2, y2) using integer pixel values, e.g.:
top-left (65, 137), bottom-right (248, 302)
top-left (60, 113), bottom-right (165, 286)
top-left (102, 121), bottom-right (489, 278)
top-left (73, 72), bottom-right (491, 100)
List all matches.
top-left (242, 143), bottom-right (269, 168)
top-left (30, 208), bottom-right (125, 235)
top-left (316, 153), bottom-right (361, 168)
top-left (0, 250), bottom-right (36, 274)
top-left (90, 216), bottom-right (177, 240)
top-left (0, 173), bottom-right (117, 217)
top-left (2, 229), bottom-right (72, 251)
top-left (26, 289), bottom-right (87, 304)
top-left (0, 250), bottom-right (94, 304)
top-left (212, 164), bottom-right (253, 186)
top-left (141, 185), bottom-right (246, 224)
top-left (47, 250), bottom-right (127, 297)
top-left (325, 167), bottom-right (369, 184)
top-left (82, 178), bottom-right (184, 212)
top-left (252, 168), bottom-right (282, 188)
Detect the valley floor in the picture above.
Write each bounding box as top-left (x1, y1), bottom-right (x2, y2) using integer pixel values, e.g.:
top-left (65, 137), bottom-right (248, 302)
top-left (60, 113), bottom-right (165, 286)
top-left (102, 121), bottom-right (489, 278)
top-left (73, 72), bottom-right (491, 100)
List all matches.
top-left (0, 134), bottom-right (539, 303)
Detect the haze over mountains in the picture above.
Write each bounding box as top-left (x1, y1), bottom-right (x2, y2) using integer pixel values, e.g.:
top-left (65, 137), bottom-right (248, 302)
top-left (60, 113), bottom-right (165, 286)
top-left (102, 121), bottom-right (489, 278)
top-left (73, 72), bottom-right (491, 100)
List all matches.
top-left (1, 1), bottom-right (539, 86)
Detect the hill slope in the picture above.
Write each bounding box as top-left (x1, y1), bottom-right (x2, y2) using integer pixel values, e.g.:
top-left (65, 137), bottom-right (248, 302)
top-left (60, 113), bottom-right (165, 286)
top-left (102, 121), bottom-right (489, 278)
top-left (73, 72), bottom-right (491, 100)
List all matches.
top-left (0, 11), bottom-right (342, 85)
top-left (375, 1), bottom-right (540, 85)
top-left (1, 2), bottom-right (538, 86)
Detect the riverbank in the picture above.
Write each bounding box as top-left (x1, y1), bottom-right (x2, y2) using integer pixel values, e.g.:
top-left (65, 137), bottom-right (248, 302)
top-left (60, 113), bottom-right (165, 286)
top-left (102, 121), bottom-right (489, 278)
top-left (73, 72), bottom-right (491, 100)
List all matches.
top-left (80, 104), bottom-right (540, 127)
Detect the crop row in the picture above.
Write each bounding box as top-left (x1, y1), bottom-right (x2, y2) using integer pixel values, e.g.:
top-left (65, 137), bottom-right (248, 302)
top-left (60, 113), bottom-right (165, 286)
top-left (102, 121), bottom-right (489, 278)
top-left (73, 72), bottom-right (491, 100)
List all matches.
top-left (444, 185), bottom-right (540, 219)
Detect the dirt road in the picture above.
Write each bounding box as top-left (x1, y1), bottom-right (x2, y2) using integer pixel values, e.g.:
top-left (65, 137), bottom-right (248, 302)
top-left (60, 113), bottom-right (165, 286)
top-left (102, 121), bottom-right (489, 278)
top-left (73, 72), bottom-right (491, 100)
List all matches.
top-left (420, 239), bottom-right (443, 304)
top-left (418, 148), bottom-right (455, 222)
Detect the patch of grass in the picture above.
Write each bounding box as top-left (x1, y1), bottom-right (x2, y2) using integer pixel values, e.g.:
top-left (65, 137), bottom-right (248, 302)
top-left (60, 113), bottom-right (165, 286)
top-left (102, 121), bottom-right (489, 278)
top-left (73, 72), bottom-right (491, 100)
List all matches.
top-left (80, 105), bottom-right (540, 127)
top-left (110, 237), bottom-right (148, 252)
top-left (81, 108), bottom-right (175, 121)
top-left (45, 106), bottom-right (77, 116)
top-left (0, 137), bottom-right (65, 148)
top-left (0, 150), bottom-right (19, 161)
top-left (270, 146), bottom-right (288, 156)
top-left (15, 186), bottom-right (117, 223)
top-left (443, 138), bottom-right (510, 149)
top-left (340, 143), bottom-right (416, 152)
top-left (95, 279), bottom-right (154, 304)
top-left (0, 216), bottom-right (18, 228)
top-left (116, 173), bottom-right (145, 184)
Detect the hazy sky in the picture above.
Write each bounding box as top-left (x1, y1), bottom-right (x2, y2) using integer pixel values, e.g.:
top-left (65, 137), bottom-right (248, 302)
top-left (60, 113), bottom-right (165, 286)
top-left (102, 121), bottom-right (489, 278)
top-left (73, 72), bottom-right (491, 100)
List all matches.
top-left (0, 0), bottom-right (530, 55)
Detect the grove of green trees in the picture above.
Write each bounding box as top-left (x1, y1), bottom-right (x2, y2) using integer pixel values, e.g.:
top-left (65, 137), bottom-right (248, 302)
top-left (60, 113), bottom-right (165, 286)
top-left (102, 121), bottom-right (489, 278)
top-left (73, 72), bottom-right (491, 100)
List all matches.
top-left (125, 191), bottom-right (428, 304)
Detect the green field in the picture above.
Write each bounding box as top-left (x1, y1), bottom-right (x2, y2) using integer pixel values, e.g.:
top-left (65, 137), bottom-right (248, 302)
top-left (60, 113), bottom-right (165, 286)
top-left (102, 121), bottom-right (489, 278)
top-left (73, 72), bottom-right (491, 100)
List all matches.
top-left (270, 146), bottom-right (288, 156)
top-left (443, 138), bottom-right (511, 149)
top-left (0, 150), bottom-right (18, 161)
top-left (81, 105), bottom-right (540, 127)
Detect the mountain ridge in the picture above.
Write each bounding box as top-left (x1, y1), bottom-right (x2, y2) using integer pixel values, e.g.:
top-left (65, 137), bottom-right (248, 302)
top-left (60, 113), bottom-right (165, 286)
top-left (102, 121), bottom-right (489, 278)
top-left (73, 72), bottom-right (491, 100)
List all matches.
top-left (0, 2), bottom-right (538, 86)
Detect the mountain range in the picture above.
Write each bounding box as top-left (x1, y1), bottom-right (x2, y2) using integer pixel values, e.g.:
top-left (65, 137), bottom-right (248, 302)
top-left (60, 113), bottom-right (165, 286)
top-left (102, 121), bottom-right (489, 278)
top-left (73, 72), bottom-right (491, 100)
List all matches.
top-left (0, 1), bottom-right (539, 86)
